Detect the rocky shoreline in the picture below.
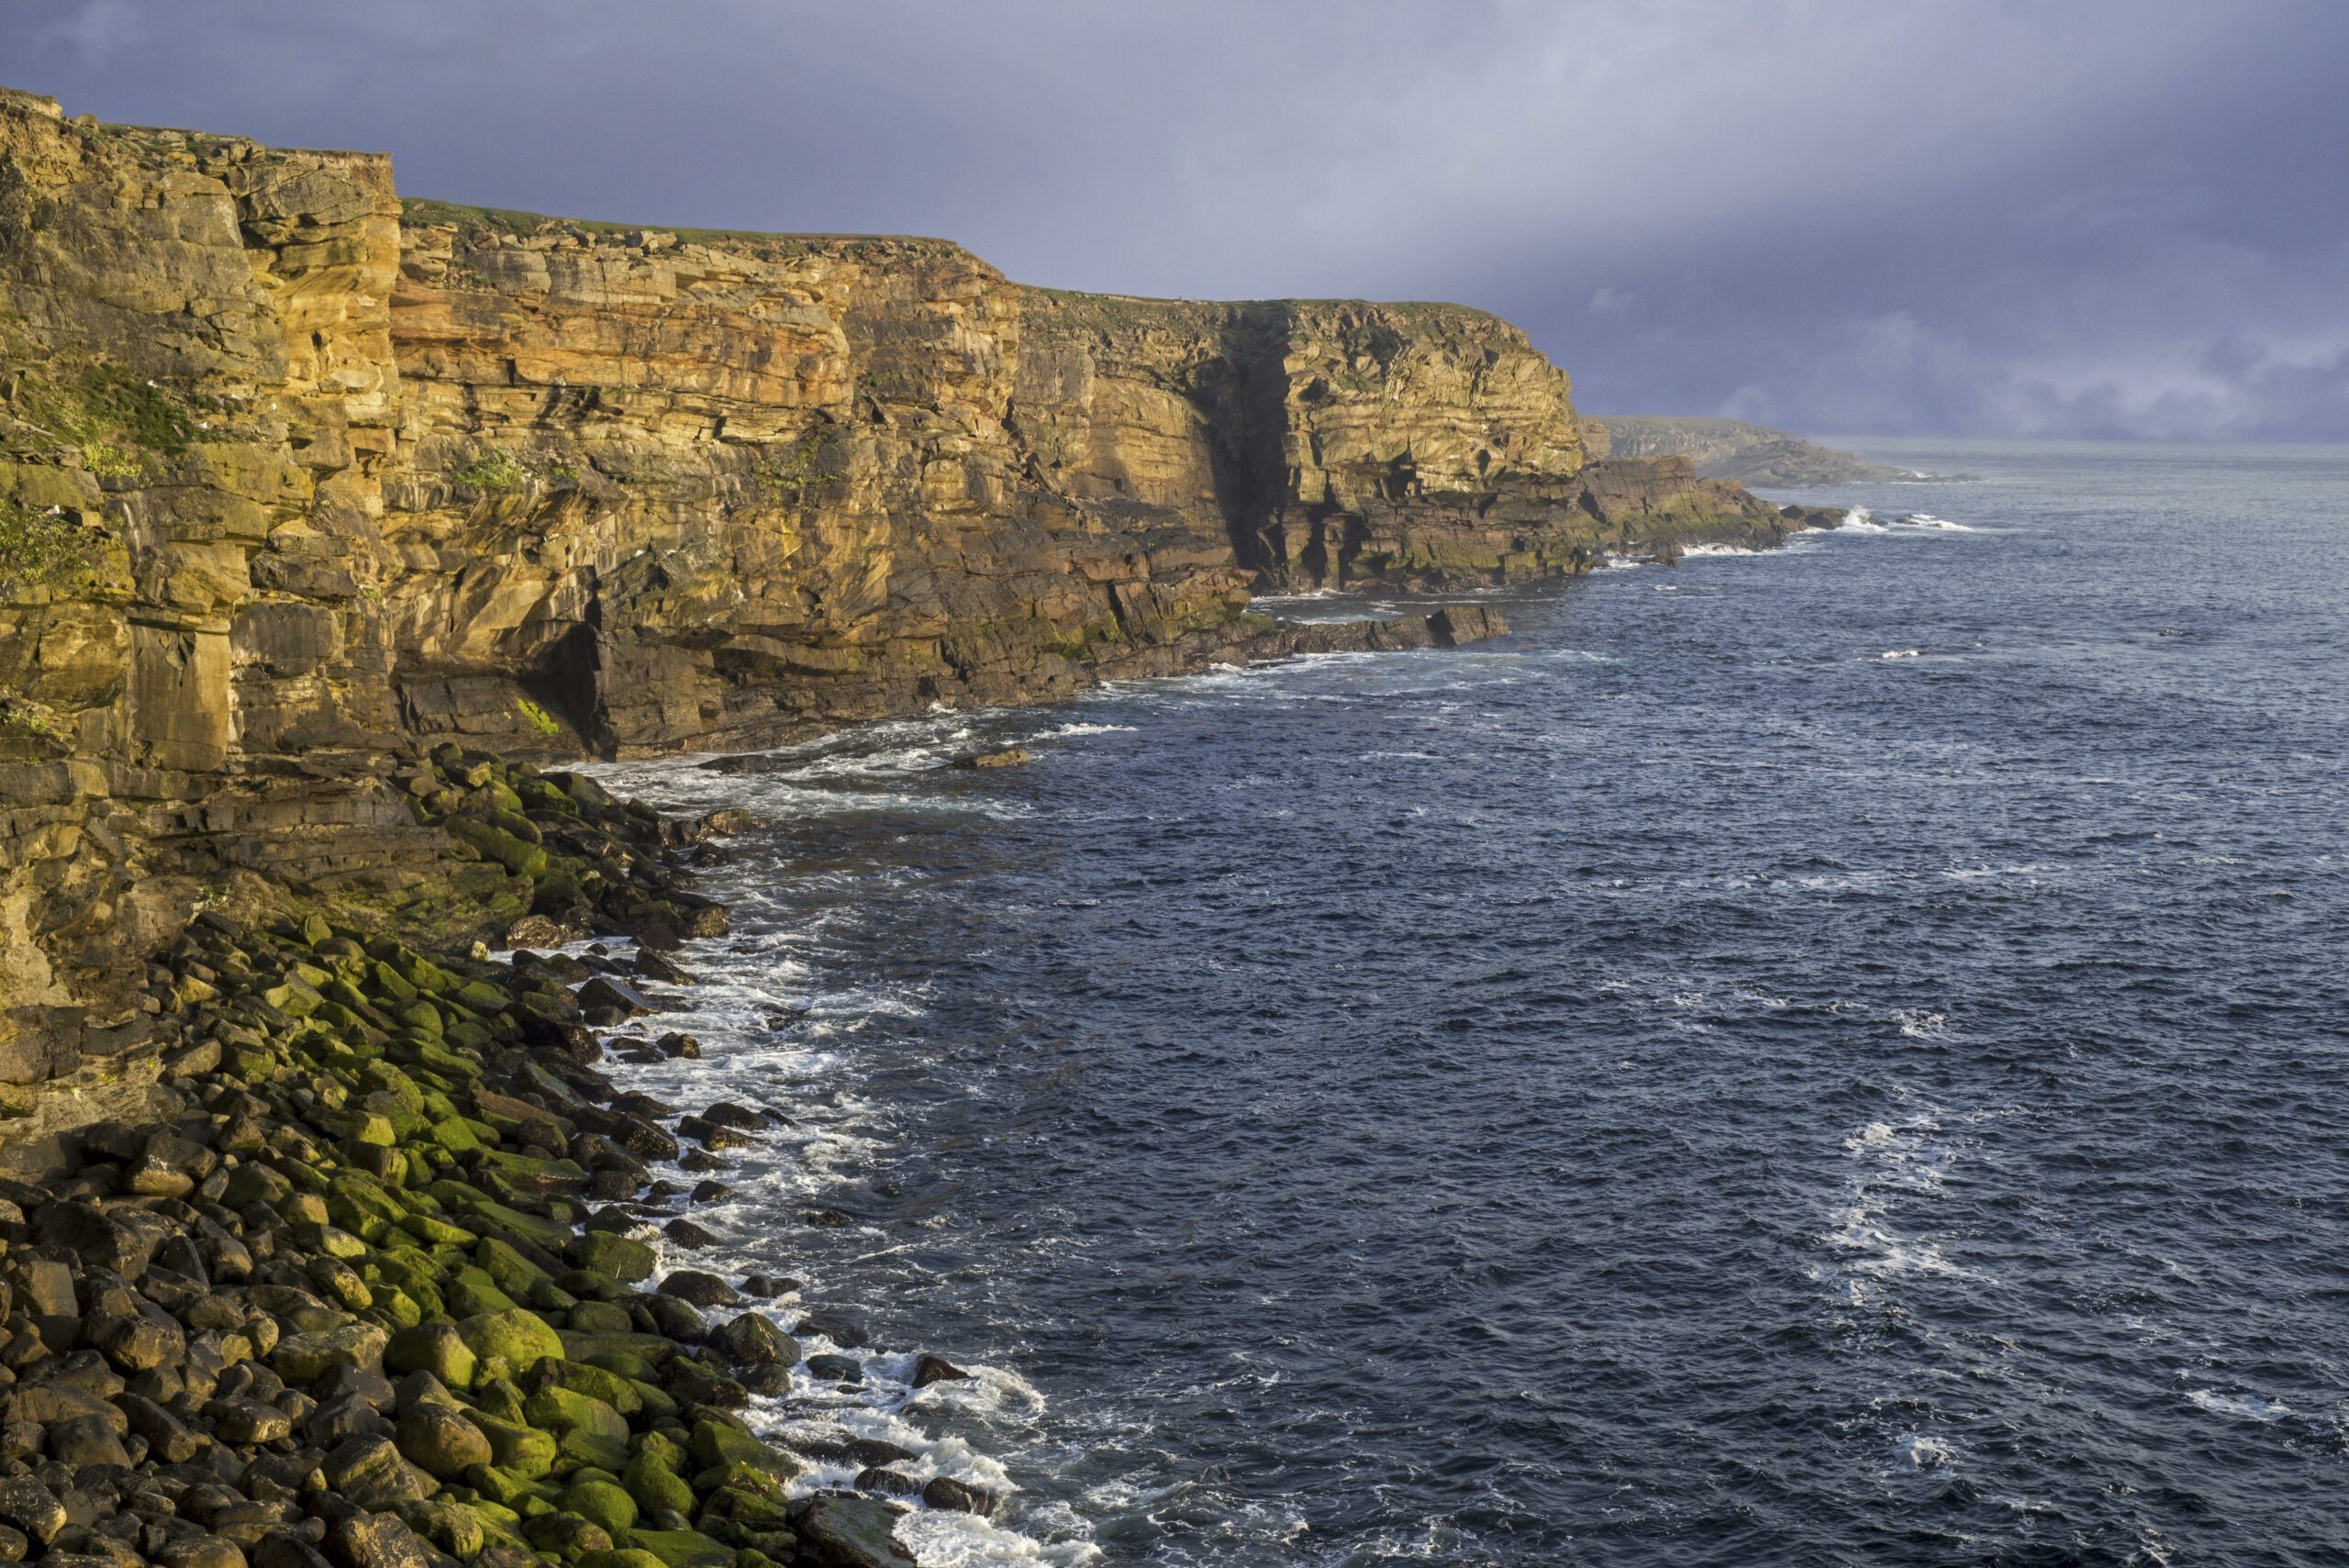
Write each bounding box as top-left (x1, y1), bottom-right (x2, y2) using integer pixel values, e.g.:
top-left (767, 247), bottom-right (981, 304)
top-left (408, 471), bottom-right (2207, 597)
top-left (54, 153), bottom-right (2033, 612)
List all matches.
top-left (0, 744), bottom-right (952, 1568)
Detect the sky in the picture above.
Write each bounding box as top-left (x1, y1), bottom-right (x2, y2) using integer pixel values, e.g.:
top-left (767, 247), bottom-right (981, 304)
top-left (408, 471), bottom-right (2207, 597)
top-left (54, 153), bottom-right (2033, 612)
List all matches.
top-left (6, 0), bottom-right (2345, 441)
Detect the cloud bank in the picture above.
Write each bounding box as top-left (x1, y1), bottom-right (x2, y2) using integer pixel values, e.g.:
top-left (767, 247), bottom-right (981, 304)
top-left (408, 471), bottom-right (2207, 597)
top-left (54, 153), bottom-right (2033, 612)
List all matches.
top-left (6, 0), bottom-right (2344, 439)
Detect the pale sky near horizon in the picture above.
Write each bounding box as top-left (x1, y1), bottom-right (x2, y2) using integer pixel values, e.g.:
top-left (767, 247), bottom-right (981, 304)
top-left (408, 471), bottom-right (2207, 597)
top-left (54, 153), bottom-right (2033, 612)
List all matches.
top-left (6, 1), bottom-right (2343, 441)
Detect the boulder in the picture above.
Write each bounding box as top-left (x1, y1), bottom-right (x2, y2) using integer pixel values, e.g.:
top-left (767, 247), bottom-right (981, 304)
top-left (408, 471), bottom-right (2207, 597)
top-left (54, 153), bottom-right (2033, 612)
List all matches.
top-left (520, 1514), bottom-right (608, 1558)
top-left (157, 1538), bottom-right (251, 1568)
top-left (622, 1529), bottom-right (734, 1568)
top-left (330, 1512), bottom-right (435, 1568)
top-left (920, 1476), bottom-right (994, 1516)
top-left (573, 1232), bottom-right (655, 1284)
top-left (911, 1353), bottom-right (972, 1388)
top-left (211, 1397), bottom-right (294, 1444)
top-left (3, 1383), bottom-right (127, 1432)
top-left (390, 1497), bottom-right (484, 1561)
top-left (687, 1420), bottom-right (799, 1479)
top-left (621, 1451), bottom-right (695, 1518)
top-left (798, 1312), bottom-right (868, 1349)
top-left (250, 1534), bottom-right (338, 1568)
top-left (655, 1272), bottom-right (740, 1308)
top-left (662, 1218), bottom-right (721, 1249)
top-left (853, 1467), bottom-right (920, 1497)
top-left (313, 1362), bottom-right (398, 1406)
top-left (116, 1390), bottom-right (203, 1462)
top-left (523, 1384), bottom-right (627, 1443)
top-left (456, 1309), bottom-right (562, 1369)
top-left (467, 1413), bottom-right (557, 1479)
top-left (0, 1475), bottom-right (66, 1543)
top-left (785, 1496), bottom-right (913, 1567)
top-left (384, 1324), bottom-right (476, 1390)
top-left (45, 1413), bottom-right (130, 1467)
top-left (38, 1204), bottom-right (156, 1277)
top-left (272, 1320), bottom-right (388, 1385)
top-left (395, 1402), bottom-right (493, 1478)
top-left (560, 1479), bottom-right (637, 1537)
top-left (90, 1310), bottom-right (184, 1372)
top-left (303, 1393), bottom-right (394, 1449)
top-left (321, 1434), bottom-right (438, 1509)
top-left (842, 1438), bottom-right (916, 1470)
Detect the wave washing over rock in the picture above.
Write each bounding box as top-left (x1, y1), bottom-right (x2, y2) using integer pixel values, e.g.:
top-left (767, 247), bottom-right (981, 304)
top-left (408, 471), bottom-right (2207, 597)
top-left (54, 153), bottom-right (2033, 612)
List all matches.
top-left (0, 77), bottom-right (1865, 1568)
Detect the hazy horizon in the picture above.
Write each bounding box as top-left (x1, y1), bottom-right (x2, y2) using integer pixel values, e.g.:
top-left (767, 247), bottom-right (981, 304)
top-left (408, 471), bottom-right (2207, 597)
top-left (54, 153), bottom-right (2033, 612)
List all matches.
top-left (6, 1), bottom-right (2344, 443)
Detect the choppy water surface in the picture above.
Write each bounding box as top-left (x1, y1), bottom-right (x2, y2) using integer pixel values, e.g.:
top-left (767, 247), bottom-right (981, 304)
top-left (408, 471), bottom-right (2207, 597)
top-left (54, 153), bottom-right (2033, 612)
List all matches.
top-left (593, 443), bottom-right (2349, 1565)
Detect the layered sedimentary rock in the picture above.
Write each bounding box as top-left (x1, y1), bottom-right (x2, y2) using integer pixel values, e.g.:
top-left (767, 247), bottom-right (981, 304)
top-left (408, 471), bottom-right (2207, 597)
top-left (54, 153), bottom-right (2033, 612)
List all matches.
top-left (0, 87), bottom-right (1821, 1127)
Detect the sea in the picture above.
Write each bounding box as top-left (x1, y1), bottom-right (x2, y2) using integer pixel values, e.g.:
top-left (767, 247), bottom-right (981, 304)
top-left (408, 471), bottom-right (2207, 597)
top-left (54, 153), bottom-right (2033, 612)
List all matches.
top-left (576, 441), bottom-right (2349, 1566)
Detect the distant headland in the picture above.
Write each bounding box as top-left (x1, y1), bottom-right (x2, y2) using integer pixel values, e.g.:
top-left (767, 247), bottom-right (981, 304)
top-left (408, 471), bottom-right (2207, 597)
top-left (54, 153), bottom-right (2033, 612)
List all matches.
top-left (1587, 417), bottom-right (1974, 485)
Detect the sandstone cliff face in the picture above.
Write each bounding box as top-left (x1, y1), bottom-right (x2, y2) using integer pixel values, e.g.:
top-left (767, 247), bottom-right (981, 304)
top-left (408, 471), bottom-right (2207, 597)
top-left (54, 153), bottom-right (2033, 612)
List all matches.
top-left (0, 89), bottom-right (1811, 1118)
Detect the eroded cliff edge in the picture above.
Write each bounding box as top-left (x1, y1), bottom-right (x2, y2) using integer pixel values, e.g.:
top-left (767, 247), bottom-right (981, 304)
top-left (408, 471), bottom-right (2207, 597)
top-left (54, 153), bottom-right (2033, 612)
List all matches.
top-left (0, 89), bottom-right (1829, 1130)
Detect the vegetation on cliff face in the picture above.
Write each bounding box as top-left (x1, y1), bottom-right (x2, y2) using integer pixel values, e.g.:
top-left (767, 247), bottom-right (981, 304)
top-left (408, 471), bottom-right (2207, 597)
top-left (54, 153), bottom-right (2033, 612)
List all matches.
top-left (0, 498), bottom-right (113, 598)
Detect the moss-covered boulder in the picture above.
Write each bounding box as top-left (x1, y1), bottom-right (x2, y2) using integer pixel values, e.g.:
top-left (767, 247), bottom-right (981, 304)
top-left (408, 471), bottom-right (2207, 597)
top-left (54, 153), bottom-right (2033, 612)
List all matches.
top-left (469, 1413), bottom-right (559, 1479)
top-left (561, 1479), bottom-right (638, 1538)
top-left (625, 1529), bottom-right (736, 1568)
top-left (525, 1385), bottom-right (629, 1444)
top-left (621, 1447), bottom-right (694, 1518)
top-left (685, 1421), bottom-right (799, 1480)
top-left (458, 1308), bottom-right (563, 1369)
top-left (574, 1230), bottom-right (656, 1283)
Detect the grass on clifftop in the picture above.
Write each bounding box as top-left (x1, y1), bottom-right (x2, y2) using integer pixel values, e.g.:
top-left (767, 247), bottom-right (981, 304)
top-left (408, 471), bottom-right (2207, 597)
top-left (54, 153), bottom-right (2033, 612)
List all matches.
top-left (398, 197), bottom-right (960, 259)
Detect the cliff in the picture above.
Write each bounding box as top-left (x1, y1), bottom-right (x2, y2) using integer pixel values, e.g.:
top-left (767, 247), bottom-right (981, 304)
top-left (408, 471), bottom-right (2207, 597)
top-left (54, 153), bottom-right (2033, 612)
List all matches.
top-left (0, 88), bottom-right (1818, 1137)
top-left (1588, 416), bottom-right (1924, 485)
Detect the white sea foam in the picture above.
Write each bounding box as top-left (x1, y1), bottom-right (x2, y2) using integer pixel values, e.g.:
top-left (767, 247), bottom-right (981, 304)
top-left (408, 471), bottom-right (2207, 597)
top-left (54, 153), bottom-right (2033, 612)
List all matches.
top-left (1881, 649), bottom-right (1920, 660)
top-left (1814, 1110), bottom-right (1967, 1300)
top-left (518, 863), bottom-right (1120, 1568)
top-left (1898, 1432), bottom-right (1956, 1468)
top-left (896, 1510), bottom-right (1101, 1567)
top-left (2188, 1388), bottom-right (2293, 1421)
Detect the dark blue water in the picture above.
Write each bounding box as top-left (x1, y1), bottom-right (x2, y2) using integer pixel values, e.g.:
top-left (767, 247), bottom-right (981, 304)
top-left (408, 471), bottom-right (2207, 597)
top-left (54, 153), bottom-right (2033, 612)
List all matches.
top-left (597, 442), bottom-right (2349, 1566)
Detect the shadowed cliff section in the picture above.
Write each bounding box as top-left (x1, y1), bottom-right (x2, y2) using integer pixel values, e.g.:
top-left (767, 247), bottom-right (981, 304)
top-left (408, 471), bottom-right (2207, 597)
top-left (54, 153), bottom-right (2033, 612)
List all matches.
top-left (0, 87), bottom-right (1828, 1132)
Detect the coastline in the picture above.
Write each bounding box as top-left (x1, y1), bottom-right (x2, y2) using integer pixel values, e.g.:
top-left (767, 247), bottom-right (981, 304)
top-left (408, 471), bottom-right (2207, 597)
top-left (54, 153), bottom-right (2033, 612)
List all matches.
top-left (0, 81), bottom-right (1850, 1568)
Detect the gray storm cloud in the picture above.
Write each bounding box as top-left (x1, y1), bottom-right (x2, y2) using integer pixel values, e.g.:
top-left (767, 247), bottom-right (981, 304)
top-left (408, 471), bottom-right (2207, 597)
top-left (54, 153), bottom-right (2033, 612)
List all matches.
top-left (7, 0), bottom-right (2343, 439)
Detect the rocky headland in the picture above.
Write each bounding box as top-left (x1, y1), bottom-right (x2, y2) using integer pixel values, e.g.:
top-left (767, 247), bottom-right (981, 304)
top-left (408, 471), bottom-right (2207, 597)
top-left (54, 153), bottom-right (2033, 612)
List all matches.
top-left (0, 83), bottom-right (1842, 1566)
top-left (1588, 416), bottom-right (1963, 485)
